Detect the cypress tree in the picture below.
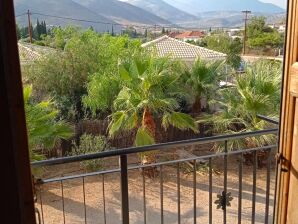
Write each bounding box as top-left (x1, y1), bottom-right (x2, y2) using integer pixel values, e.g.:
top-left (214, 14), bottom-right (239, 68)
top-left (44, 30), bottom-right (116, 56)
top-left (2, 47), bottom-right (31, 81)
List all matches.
top-left (144, 29), bottom-right (148, 38)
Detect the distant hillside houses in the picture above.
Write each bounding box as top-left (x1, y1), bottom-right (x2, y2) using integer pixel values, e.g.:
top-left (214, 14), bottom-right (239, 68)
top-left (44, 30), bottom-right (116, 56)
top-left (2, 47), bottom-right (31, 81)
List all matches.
top-left (268, 24), bottom-right (286, 33)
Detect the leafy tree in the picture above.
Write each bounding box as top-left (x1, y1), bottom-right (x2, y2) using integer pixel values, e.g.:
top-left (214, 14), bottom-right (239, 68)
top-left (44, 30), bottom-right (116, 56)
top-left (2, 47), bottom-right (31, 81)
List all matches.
top-left (25, 28), bottom-right (142, 121)
top-left (84, 54), bottom-right (198, 164)
top-left (226, 37), bottom-right (242, 69)
top-left (184, 59), bottom-right (224, 114)
top-left (200, 60), bottom-right (281, 150)
top-left (198, 34), bottom-right (242, 69)
top-left (247, 16), bottom-right (283, 49)
top-left (24, 86), bottom-right (73, 161)
top-left (144, 29), bottom-right (148, 38)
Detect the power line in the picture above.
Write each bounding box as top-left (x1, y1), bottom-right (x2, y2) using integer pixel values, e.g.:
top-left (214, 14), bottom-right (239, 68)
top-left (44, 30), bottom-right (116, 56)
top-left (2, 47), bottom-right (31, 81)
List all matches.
top-left (30, 12), bottom-right (161, 30)
top-left (15, 12), bottom-right (27, 18)
top-left (16, 11), bottom-right (246, 31)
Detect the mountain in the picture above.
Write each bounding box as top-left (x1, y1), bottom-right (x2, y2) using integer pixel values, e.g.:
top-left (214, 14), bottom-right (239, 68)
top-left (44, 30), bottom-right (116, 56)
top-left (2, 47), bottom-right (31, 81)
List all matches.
top-left (14, 0), bottom-right (171, 32)
top-left (170, 11), bottom-right (286, 28)
top-left (119, 0), bottom-right (198, 24)
top-left (163, 0), bottom-right (285, 15)
top-left (14, 0), bottom-right (118, 32)
top-left (73, 0), bottom-right (171, 25)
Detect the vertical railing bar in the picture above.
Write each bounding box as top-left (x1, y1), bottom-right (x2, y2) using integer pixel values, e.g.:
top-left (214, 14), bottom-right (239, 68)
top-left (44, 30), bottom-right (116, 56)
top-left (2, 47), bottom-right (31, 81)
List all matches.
top-left (238, 153), bottom-right (243, 224)
top-left (83, 177), bottom-right (87, 224)
top-left (102, 174), bottom-right (107, 224)
top-left (252, 151), bottom-right (257, 224)
top-left (60, 180), bottom-right (66, 224)
top-left (209, 158), bottom-right (212, 224)
top-left (193, 160), bottom-right (197, 224)
top-left (223, 140), bottom-right (228, 224)
top-left (39, 185), bottom-right (45, 224)
top-left (177, 162), bottom-right (181, 224)
top-left (160, 165), bottom-right (164, 224)
top-left (142, 168), bottom-right (147, 224)
top-left (120, 155), bottom-right (130, 224)
top-left (265, 149), bottom-right (271, 224)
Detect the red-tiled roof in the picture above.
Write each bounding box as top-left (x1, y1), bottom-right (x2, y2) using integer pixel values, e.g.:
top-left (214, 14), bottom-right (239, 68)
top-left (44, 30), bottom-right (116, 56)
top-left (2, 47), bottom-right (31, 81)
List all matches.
top-left (175, 31), bottom-right (205, 39)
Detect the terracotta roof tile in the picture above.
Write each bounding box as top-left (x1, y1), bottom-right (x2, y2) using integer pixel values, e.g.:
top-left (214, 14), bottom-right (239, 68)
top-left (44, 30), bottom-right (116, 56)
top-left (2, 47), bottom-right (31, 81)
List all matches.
top-left (18, 42), bottom-right (56, 64)
top-left (142, 35), bottom-right (226, 60)
top-left (175, 31), bottom-right (205, 39)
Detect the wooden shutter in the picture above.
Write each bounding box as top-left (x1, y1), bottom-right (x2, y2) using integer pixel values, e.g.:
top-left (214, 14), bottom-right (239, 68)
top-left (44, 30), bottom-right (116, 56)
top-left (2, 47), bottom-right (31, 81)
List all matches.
top-left (276, 0), bottom-right (298, 222)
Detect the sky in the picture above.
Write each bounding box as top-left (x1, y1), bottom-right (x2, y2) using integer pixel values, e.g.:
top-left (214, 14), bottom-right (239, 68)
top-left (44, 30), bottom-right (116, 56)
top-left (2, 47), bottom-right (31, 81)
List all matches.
top-left (260, 0), bottom-right (287, 9)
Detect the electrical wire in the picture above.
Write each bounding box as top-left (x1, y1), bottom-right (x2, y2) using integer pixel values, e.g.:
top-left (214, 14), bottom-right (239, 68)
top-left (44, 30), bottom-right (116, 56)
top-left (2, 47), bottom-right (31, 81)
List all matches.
top-left (16, 11), bottom-right (244, 31)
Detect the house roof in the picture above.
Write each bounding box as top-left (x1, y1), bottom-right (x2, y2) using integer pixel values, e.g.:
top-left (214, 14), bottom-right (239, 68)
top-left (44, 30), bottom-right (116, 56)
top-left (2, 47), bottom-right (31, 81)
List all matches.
top-left (18, 42), bottom-right (55, 64)
top-left (175, 31), bottom-right (205, 39)
top-left (142, 35), bottom-right (226, 60)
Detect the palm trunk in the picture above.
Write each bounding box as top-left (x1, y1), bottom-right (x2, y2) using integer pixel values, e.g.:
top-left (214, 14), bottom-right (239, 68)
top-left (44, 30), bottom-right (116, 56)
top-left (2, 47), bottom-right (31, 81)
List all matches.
top-left (140, 107), bottom-right (158, 177)
top-left (192, 96), bottom-right (201, 115)
top-left (142, 107), bottom-right (156, 138)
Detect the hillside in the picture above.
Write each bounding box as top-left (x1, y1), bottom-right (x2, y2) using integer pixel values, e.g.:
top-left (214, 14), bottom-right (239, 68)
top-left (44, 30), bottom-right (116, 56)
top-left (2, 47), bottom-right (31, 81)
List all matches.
top-left (119, 0), bottom-right (198, 24)
top-left (163, 0), bottom-right (285, 15)
top-left (73, 0), bottom-right (171, 25)
top-left (14, 0), bottom-right (117, 32)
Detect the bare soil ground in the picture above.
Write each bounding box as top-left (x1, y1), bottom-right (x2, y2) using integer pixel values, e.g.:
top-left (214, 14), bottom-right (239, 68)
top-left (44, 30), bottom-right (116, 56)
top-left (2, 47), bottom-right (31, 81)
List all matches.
top-left (36, 146), bottom-right (276, 224)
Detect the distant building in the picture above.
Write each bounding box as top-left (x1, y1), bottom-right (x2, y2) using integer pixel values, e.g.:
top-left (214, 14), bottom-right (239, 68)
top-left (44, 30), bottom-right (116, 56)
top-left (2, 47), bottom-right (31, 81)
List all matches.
top-left (227, 28), bottom-right (243, 40)
top-left (268, 24), bottom-right (286, 33)
top-left (168, 31), bottom-right (181, 38)
top-left (174, 31), bottom-right (205, 42)
top-left (142, 35), bottom-right (226, 64)
top-left (278, 24), bottom-right (286, 33)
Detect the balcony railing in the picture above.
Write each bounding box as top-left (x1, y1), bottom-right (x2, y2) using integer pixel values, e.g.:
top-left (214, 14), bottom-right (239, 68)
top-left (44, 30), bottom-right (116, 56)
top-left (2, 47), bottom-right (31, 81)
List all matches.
top-left (32, 126), bottom-right (278, 224)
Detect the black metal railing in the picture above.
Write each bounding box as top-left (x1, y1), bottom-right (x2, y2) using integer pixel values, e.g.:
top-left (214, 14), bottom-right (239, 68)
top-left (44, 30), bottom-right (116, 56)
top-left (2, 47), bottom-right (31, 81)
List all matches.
top-left (32, 127), bottom-right (278, 224)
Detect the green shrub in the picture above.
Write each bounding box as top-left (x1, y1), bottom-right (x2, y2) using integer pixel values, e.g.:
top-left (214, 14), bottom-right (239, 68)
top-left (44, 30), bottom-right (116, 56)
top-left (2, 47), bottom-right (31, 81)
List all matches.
top-left (70, 134), bottom-right (111, 171)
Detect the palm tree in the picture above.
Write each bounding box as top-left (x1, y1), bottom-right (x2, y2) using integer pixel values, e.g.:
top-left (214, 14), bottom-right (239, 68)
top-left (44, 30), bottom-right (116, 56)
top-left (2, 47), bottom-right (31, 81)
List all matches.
top-left (108, 54), bottom-right (198, 164)
top-left (184, 59), bottom-right (224, 114)
top-left (200, 60), bottom-right (281, 151)
top-left (24, 86), bottom-right (73, 161)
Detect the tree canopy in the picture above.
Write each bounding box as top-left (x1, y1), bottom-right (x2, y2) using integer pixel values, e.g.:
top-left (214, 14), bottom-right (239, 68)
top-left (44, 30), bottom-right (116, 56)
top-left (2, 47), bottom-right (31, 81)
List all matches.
top-left (247, 16), bottom-right (283, 49)
top-left (25, 28), bottom-right (142, 121)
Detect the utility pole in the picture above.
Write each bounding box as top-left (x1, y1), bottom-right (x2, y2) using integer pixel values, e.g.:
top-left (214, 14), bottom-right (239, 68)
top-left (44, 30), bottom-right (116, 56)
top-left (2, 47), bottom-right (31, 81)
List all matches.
top-left (27, 9), bottom-right (32, 43)
top-left (242, 10), bottom-right (251, 55)
top-left (154, 24), bottom-right (157, 39)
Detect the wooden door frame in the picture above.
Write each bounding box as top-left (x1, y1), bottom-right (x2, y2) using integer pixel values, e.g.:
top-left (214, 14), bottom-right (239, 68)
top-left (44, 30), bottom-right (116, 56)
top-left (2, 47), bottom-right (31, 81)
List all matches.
top-left (275, 0), bottom-right (298, 223)
top-left (0, 0), bottom-right (36, 223)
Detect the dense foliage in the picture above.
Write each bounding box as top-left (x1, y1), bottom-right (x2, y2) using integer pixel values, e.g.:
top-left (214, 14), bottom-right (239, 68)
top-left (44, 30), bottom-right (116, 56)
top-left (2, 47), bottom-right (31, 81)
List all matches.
top-left (247, 16), bottom-right (284, 49)
top-left (21, 26), bottom-right (283, 160)
top-left (70, 134), bottom-right (111, 171)
top-left (17, 19), bottom-right (47, 41)
top-left (196, 34), bottom-right (242, 69)
top-left (25, 28), bottom-right (141, 121)
top-left (84, 54), bottom-right (198, 150)
top-left (200, 60), bottom-right (281, 150)
top-left (183, 59), bottom-right (224, 113)
top-left (24, 86), bottom-right (73, 161)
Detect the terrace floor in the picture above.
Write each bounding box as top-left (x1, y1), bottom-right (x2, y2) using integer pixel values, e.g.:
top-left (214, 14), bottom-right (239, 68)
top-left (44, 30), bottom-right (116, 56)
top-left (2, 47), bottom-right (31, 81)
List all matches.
top-left (36, 152), bottom-right (276, 224)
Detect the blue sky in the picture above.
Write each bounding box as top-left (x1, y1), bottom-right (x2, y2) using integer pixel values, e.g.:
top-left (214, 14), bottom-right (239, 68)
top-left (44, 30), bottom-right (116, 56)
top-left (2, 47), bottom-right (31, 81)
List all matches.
top-left (260, 0), bottom-right (287, 9)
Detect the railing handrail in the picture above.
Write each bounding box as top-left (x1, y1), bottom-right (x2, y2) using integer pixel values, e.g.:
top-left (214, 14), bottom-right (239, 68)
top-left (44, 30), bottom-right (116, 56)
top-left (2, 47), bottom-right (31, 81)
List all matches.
top-left (31, 128), bottom-right (278, 168)
top-left (39, 144), bottom-right (277, 184)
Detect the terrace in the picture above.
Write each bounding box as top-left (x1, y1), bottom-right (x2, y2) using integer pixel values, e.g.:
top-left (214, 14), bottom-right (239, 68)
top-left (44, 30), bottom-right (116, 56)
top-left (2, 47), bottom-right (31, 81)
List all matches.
top-left (32, 116), bottom-right (278, 224)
